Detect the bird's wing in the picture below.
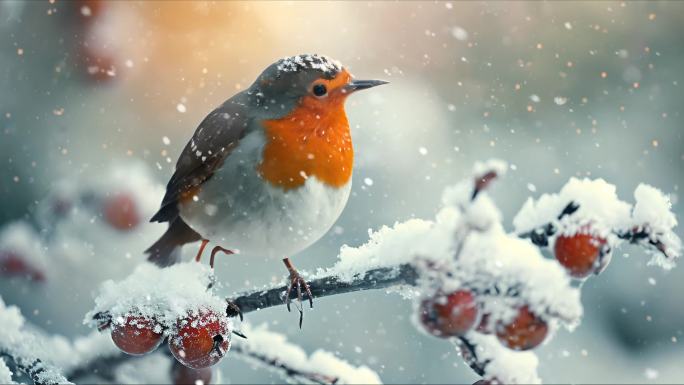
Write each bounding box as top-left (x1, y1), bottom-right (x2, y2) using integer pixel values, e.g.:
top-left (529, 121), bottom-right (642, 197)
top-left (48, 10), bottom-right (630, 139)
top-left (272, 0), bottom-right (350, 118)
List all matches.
top-left (151, 98), bottom-right (253, 223)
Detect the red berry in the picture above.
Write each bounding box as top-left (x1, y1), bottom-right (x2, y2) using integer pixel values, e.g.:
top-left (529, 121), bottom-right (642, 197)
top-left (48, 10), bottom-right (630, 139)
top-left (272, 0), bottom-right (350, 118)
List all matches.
top-left (0, 251), bottom-right (45, 282)
top-left (169, 309), bottom-right (231, 369)
top-left (496, 306), bottom-right (548, 351)
top-left (111, 316), bottom-right (164, 355)
top-left (103, 193), bottom-right (140, 231)
top-left (172, 360), bottom-right (212, 385)
top-left (554, 231), bottom-right (607, 278)
top-left (419, 290), bottom-right (479, 337)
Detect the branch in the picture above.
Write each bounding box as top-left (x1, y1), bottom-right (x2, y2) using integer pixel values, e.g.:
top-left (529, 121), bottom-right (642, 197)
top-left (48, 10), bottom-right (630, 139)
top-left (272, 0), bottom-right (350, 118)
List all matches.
top-left (68, 339), bottom-right (363, 385)
top-left (518, 201), bottom-right (675, 262)
top-left (231, 344), bottom-right (338, 385)
top-left (617, 227), bottom-right (677, 259)
top-left (82, 263), bottom-right (490, 384)
top-left (455, 337), bottom-right (487, 377)
top-left (231, 264), bottom-right (419, 314)
top-left (518, 201), bottom-right (579, 247)
top-left (0, 351), bottom-right (70, 385)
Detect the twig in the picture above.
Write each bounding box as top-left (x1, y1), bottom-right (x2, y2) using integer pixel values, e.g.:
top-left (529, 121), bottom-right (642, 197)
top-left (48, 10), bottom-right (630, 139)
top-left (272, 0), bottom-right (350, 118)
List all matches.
top-left (518, 201), bottom-right (580, 247)
top-left (518, 201), bottom-right (675, 261)
top-left (455, 337), bottom-right (488, 377)
top-left (617, 227), bottom-right (676, 259)
top-left (231, 344), bottom-right (338, 385)
top-left (0, 351), bottom-right (71, 385)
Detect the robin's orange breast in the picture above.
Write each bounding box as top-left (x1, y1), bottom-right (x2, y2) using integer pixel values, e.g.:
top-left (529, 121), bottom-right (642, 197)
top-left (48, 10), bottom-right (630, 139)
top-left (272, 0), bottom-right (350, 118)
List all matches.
top-left (258, 94), bottom-right (354, 190)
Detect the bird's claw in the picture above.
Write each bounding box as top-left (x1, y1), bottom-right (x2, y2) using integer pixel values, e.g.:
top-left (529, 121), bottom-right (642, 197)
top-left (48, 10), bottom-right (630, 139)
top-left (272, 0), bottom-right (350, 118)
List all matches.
top-left (282, 258), bottom-right (313, 328)
top-left (285, 271), bottom-right (313, 313)
top-left (226, 300), bottom-right (243, 321)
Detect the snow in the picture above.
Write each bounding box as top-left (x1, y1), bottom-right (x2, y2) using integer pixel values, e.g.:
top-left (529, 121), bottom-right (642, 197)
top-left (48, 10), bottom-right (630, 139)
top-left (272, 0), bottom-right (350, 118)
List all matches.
top-left (86, 262), bottom-right (229, 334)
top-left (632, 184), bottom-right (681, 267)
top-left (513, 178), bottom-right (681, 269)
top-left (0, 297), bottom-right (72, 385)
top-left (457, 227), bottom-right (582, 328)
top-left (0, 359), bottom-right (14, 384)
top-left (326, 159), bottom-right (580, 332)
top-left (451, 26), bottom-right (469, 41)
top-left (513, 178), bottom-right (632, 240)
top-left (237, 324), bottom-right (382, 384)
top-left (276, 54), bottom-right (342, 75)
top-left (465, 333), bottom-right (541, 384)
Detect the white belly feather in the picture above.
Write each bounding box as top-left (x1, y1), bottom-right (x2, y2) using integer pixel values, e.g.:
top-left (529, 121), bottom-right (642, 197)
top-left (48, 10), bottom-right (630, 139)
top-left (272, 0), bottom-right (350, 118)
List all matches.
top-left (179, 130), bottom-right (351, 258)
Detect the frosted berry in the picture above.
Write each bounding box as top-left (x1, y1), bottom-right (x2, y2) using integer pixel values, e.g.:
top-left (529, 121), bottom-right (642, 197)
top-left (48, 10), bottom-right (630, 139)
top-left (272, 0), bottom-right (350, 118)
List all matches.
top-left (496, 306), bottom-right (548, 351)
top-left (103, 192), bottom-right (140, 231)
top-left (111, 316), bottom-right (164, 355)
top-left (420, 290), bottom-right (478, 337)
top-left (169, 308), bottom-right (231, 369)
top-left (554, 231), bottom-right (607, 278)
top-left (172, 360), bottom-right (212, 385)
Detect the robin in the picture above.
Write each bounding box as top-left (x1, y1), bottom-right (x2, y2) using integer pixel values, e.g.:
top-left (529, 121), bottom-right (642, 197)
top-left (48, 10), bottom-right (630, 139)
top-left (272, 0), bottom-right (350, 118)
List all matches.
top-left (146, 54), bottom-right (387, 311)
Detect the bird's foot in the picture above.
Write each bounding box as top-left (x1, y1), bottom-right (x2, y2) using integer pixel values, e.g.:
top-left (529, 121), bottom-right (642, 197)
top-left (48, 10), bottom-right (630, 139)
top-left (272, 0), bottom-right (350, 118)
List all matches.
top-left (226, 300), bottom-right (243, 321)
top-left (194, 239), bottom-right (210, 262)
top-left (210, 246), bottom-right (234, 268)
top-left (282, 258), bottom-right (313, 328)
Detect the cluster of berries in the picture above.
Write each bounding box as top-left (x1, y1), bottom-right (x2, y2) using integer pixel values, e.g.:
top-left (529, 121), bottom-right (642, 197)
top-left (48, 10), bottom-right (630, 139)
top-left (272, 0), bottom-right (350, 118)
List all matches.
top-left (419, 290), bottom-right (548, 351)
top-left (418, 226), bottom-right (607, 351)
top-left (105, 307), bottom-right (230, 384)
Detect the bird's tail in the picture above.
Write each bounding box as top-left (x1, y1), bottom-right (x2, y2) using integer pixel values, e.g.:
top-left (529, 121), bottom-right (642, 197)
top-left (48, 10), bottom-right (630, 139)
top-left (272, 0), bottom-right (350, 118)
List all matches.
top-left (145, 217), bottom-right (202, 267)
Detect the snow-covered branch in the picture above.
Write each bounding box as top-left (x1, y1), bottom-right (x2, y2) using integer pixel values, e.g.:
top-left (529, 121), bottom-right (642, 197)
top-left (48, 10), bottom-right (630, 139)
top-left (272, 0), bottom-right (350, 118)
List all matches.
top-left (72, 159), bottom-right (681, 384)
top-left (231, 263), bottom-right (419, 314)
top-left (0, 299), bottom-right (73, 385)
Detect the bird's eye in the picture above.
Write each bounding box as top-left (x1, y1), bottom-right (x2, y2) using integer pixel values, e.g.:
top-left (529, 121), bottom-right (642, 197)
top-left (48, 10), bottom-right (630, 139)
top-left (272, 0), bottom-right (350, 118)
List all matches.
top-left (312, 84), bottom-right (327, 97)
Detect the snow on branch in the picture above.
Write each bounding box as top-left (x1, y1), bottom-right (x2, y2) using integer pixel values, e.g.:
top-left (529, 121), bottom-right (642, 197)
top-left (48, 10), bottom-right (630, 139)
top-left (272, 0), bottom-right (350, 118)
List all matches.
top-left (0, 298), bottom-right (72, 385)
top-left (514, 178), bottom-right (681, 268)
top-left (82, 159), bottom-right (681, 384)
top-left (231, 264), bottom-right (419, 314)
top-left (233, 324), bottom-right (382, 384)
top-left (67, 324), bottom-right (382, 385)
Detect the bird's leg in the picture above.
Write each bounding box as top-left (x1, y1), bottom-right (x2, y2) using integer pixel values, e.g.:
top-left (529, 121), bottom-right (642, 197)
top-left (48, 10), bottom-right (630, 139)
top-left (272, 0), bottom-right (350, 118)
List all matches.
top-left (195, 239), bottom-right (210, 263)
top-left (282, 257), bottom-right (313, 322)
top-left (210, 246), bottom-right (234, 268)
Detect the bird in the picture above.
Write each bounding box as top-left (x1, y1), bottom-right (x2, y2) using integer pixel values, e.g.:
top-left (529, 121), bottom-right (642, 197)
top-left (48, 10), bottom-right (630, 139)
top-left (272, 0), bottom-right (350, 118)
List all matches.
top-left (145, 54), bottom-right (387, 311)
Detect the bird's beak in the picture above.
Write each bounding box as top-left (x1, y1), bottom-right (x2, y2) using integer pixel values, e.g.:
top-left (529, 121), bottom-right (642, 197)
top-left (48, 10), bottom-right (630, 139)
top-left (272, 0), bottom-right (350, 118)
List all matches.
top-left (343, 79), bottom-right (389, 94)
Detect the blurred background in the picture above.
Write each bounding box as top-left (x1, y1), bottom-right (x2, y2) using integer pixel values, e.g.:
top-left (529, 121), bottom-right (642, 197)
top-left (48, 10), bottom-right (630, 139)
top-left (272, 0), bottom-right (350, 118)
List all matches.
top-left (1, 1), bottom-right (683, 383)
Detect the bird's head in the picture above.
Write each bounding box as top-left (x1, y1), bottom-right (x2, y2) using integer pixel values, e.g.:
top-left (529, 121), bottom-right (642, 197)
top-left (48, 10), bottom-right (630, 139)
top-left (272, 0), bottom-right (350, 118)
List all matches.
top-left (248, 54), bottom-right (387, 119)
top-left (251, 54), bottom-right (387, 190)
